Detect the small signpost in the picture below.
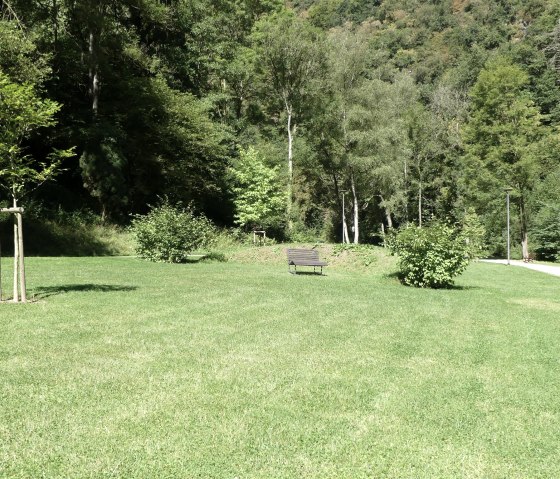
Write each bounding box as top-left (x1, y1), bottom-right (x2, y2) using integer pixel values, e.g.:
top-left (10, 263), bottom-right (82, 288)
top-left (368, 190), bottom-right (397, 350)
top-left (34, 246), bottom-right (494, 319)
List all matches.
top-left (0, 207), bottom-right (26, 303)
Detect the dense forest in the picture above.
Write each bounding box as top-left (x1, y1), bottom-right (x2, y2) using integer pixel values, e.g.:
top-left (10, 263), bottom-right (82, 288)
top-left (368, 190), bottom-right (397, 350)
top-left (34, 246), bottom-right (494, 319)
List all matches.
top-left (2, 0), bottom-right (560, 258)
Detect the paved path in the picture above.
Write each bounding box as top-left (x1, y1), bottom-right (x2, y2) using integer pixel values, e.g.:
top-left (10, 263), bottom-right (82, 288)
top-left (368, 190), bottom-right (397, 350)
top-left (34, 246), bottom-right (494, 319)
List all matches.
top-left (480, 259), bottom-right (560, 277)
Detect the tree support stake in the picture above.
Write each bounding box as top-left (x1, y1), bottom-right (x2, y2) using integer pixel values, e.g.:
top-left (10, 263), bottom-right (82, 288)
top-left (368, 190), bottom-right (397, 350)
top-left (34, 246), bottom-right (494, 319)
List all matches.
top-left (0, 207), bottom-right (26, 303)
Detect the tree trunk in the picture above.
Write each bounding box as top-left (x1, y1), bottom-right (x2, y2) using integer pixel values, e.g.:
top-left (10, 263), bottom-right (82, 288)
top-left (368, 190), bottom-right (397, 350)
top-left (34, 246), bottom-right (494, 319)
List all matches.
top-left (286, 101), bottom-right (293, 227)
top-left (418, 180), bottom-right (422, 227)
top-left (52, 0), bottom-right (58, 51)
top-left (342, 193), bottom-right (350, 244)
top-left (350, 171), bottom-right (359, 244)
top-left (89, 28), bottom-right (99, 116)
top-left (385, 207), bottom-right (393, 229)
top-left (379, 195), bottom-right (393, 229)
top-left (404, 157), bottom-right (409, 222)
top-left (343, 219), bottom-right (350, 244)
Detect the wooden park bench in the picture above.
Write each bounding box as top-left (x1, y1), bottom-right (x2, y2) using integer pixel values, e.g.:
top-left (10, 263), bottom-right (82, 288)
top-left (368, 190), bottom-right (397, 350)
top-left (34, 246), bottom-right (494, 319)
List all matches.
top-left (287, 248), bottom-right (328, 275)
top-left (523, 253), bottom-right (536, 263)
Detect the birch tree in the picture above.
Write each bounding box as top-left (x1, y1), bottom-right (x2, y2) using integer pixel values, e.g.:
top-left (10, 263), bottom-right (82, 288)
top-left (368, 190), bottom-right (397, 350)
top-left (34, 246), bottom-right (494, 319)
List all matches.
top-left (252, 12), bottom-right (324, 226)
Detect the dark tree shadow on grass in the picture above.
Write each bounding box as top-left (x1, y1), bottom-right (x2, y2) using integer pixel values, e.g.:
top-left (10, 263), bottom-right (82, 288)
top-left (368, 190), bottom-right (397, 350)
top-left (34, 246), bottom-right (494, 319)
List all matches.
top-left (32, 284), bottom-right (138, 299)
top-left (382, 272), bottom-right (480, 291)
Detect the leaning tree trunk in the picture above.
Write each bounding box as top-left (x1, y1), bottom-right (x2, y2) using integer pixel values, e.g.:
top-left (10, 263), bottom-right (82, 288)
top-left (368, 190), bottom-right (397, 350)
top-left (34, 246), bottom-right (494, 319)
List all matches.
top-left (285, 98), bottom-right (294, 228)
top-left (350, 170), bottom-right (359, 244)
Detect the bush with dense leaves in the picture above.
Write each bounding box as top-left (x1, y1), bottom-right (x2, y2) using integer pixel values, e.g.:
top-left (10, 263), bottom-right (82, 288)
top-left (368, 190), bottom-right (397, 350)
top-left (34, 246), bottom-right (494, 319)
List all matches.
top-left (130, 203), bottom-right (216, 263)
top-left (388, 223), bottom-right (470, 288)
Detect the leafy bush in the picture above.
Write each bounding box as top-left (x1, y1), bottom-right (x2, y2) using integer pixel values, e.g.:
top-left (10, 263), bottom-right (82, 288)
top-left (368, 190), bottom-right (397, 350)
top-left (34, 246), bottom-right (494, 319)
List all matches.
top-left (388, 223), bottom-right (470, 288)
top-left (130, 202), bottom-right (216, 263)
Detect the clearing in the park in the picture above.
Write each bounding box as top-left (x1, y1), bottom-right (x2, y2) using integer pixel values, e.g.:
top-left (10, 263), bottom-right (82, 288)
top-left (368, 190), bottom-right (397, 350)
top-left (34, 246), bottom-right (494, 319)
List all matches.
top-left (1, 252), bottom-right (559, 478)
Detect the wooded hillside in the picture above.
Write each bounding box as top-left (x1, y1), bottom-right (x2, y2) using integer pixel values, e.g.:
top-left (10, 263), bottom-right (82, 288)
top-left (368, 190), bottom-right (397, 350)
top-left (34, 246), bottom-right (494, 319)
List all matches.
top-left (1, 0), bottom-right (560, 258)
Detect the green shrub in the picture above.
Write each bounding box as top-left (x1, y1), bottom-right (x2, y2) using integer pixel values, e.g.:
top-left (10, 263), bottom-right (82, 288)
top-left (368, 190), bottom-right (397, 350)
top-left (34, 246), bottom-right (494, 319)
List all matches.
top-left (130, 202), bottom-right (216, 263)
top-left (388, 223), bottom-right (470, 288)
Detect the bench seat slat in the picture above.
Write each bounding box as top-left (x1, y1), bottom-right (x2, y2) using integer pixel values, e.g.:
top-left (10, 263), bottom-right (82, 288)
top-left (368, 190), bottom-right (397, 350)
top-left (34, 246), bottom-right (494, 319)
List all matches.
top-left (289, 260), bottom-right (328, 266)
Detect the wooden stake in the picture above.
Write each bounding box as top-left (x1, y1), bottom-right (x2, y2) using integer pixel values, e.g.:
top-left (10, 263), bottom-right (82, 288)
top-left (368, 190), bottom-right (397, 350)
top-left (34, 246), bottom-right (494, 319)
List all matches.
top-left (1, 206), bottom-right (27, 302)
top-left (13, 211), bottom-right (19, 303)
top-left (17, 210), bottom-right (26, 303)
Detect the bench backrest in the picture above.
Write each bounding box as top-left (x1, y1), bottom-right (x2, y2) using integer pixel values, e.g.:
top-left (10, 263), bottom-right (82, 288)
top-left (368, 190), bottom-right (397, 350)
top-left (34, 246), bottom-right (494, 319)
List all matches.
top-left (287, 248), bottom-right (320, 262)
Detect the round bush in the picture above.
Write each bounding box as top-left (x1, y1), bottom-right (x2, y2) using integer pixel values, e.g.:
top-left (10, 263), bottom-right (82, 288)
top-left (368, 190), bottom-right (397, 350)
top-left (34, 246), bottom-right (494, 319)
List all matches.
top-left (388, 223), bottom-right (470, 288)
top-left (130, 203), bottom-right (216, 263)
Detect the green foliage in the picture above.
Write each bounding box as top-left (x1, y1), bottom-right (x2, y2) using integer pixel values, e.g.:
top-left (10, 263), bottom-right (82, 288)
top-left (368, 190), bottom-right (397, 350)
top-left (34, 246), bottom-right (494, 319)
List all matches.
top-left (460, 208), bottom-right (487, 260)
top-left (252, 11), bottom-right (324, 112)
top-left (229, 147), bottom-right (285, 229)
top-left (532, 205), bottom-right (560, 261)
top-left (0, 71), bottom-right (72, 203)
top-left (462, 56), bottom-right (545, 255)
top-left (531, 168), bottom-right (560, 261)
top-left (388, 223), bottom-right (470, 288)
top-left (0, 19), bottom-right (50, 84)
top-left (130, 202), bottom-right (216, 263)
top-left (79, 136), bottom-right (128, 219)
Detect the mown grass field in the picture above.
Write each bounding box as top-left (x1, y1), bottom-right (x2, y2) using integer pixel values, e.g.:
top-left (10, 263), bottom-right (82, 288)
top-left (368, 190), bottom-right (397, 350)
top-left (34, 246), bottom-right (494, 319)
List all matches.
top-left (1, 248), bottom-right (559, 478)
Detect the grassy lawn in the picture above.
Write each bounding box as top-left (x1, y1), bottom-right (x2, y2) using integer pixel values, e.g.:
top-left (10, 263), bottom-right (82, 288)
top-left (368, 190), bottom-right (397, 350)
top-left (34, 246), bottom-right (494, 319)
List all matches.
top-left (1, 251), bottom-right (559, 478)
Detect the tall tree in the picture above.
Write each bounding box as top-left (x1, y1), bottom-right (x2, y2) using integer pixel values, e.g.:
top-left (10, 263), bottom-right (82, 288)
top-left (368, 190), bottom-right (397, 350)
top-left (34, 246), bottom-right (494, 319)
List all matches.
top-left (462, 57), bottom-right (545, 258)
top-left (252, 11), bottom-right (324, 226)
top-left (324, 26), bottom-right (369, 242)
